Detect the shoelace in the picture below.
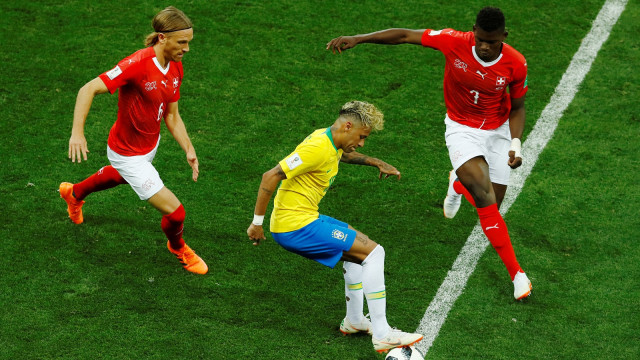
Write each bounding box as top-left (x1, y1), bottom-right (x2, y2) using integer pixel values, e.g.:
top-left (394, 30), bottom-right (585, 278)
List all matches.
top-left (181, 247), bottom-right (196, 264)
top-left (69, 200), bottom-right (84, 215)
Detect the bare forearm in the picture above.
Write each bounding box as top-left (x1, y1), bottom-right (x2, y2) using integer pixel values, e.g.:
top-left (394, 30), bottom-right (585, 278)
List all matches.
top-left (72, 86), bottom-right (96, 136)
top-left (253, 186), bottom-right (274, 216)
top-left (254, 167), bottom-right (286, 215)
top-left (341, 152), bottom-right (401, 179)
top-left (340, 151), bottom-right (381, 166)
top-left (509, 107), bottom-right (525, 139)
top-left (72, 78), bottom-right (108, 135)
top-left (355, 28), bottom-right (422, 45)
top-left (509, 95), bottom-right (526, 140)
top-left (166, 116), bottom-right (194, 153)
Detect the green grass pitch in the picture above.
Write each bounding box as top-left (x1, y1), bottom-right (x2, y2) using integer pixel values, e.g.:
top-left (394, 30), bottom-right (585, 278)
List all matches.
top-left (1, 0), bottom-right (638, 359)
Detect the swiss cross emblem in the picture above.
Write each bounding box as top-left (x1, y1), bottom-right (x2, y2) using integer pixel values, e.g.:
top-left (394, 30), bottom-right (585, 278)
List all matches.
top-left (173, 78), bottom-right (179, 88)
top-left (496, 76), bottom-right (507, 86)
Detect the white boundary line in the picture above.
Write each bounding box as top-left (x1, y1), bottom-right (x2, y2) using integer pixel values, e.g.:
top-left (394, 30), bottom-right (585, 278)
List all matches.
top-left (415, 0), bottom-right (629, 355)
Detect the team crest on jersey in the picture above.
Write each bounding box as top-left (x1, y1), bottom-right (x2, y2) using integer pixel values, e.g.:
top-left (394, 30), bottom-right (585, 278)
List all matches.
top-left (142, 179), bottom-right (156, 192)
top-left (332, 229), bottom-right (346, 241)
top-left (451, 150), bottom-right (463, 163)
top-left (145, 81), bottom-right (157, 91)
top-left (496, 76), bottom-right (507, 86)
top-left (454, 59), bottom-right (468, 72)
top-left (173, 78), bottom-right (179, 88)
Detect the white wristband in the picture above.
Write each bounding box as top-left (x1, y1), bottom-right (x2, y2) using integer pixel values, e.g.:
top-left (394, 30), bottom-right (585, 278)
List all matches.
top-left (510, 138), bottom-right (522, 158)
top-left (252, 214), bottom-right (264, 226)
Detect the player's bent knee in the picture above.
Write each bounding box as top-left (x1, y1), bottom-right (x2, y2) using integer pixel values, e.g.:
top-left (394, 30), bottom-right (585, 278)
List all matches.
top-left (343, 236), bottom-right (378, 264)
top-left (363, 244), bottom-right (385, 265)
top-left (166, 204), bottom-right (185, 223)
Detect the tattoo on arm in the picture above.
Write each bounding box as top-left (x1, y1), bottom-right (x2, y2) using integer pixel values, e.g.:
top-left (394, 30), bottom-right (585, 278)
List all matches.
top-left (260, 187), bottom-right (274, 195)
top-left (356, 233), bottom-right (369, 245)
top-left (341, 152), bottom-right (372, 166)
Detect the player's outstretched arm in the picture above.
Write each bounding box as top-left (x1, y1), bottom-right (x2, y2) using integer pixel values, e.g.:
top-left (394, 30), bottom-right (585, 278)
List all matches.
top-left (165, 102), bottom-right (199, 182)
top-left (69, 77), bottom-right (108, 163)
top-left (341, 151), bottom-right (401, 179)
top-left (508, 96), bottom-right (526, 169)
top-left (326, 28), bottom-right (425, 54)
top-left (247, 164), bottom-right (287, 246)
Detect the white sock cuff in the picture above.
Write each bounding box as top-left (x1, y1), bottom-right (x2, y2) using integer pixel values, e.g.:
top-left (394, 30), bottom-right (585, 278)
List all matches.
top-left (362, 244), bottom-right (385, 266)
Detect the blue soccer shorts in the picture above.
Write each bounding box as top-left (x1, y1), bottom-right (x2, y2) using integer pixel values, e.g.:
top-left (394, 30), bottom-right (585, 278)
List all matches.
top-left (271, 215), bottom-right (356, 268)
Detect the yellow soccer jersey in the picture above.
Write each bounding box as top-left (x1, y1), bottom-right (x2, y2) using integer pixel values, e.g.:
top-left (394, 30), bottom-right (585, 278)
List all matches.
top-left (270, 128), bottom-right (343, 233)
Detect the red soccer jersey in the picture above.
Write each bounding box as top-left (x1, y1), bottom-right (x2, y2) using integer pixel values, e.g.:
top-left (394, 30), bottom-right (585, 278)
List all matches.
top-left (421, 29), bottom-right (528, 129)
top-left (99, 47), bottom-right (183, 156)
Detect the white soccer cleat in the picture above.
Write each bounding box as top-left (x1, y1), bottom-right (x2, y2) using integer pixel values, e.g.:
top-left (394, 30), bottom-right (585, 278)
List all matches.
top-left (443, 170), bottom-right (462, 219)
top-left (513, 271), bottom-right (532, 300)
top-left (372, 328), bottom-right (423, 353)
top-left (339, 314), bottom-right (372, 335)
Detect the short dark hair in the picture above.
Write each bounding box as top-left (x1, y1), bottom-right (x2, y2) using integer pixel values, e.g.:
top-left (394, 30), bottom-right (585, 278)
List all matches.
top-left (476, 7), bottom-right (505, 32)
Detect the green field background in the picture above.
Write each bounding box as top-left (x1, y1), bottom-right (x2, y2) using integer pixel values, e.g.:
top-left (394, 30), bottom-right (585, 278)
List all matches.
top-left (1, 0), bottom-right (638, 359)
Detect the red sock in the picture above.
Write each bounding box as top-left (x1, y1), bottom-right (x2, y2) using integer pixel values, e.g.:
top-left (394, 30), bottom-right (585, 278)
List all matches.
top-left (477, 204), bottom-right (521, 280)
top-left (453, 180), bottom-right (477, 208)
top-left (73, 165), bottom-right (127, 201)
top-left (162, 205), bottom-right (186, 251)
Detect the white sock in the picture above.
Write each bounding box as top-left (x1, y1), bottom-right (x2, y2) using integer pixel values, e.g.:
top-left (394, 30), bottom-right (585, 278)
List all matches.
top-left (362, 245), bottom-right (390, 339)
top-left (343, 261), bottom-right (364, 324)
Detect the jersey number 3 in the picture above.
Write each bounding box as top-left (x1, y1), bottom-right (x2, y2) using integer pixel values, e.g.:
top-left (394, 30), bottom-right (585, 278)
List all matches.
top-left (470, 90), bottom-right (480, 105)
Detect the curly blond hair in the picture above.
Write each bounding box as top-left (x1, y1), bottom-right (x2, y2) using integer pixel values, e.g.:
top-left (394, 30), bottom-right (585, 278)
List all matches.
top-left (339, 100), bottom-right (384, 131)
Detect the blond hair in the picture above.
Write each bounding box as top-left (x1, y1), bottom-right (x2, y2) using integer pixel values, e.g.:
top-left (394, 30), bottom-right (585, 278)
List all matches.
top-left (144, 6), bottom-right (193, 47)
top-left (339, 100), bottom-right (384, 131)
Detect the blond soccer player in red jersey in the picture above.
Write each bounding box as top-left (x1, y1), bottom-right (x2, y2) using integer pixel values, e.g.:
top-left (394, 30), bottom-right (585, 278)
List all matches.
top-left (327, 7), bottom-right (532, 300)
top-left (60, 6), bottom-right (207, 274)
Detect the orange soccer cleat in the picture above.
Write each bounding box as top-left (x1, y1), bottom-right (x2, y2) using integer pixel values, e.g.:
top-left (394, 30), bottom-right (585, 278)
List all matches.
top-left (167, 241), bottom-right (208, 275)
top-left (59, 182), bottom-right (85, 224)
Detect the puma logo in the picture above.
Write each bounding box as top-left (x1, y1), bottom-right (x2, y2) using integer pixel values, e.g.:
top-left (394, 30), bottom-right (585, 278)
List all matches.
top-left (485, 223), bottom-right (499, 231)
top-left (476, 70), bottom-right (487, 79)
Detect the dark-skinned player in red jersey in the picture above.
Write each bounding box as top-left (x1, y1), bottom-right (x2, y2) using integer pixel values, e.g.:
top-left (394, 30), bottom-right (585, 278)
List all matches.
top-left (327, 7), bottom-right (532, 300)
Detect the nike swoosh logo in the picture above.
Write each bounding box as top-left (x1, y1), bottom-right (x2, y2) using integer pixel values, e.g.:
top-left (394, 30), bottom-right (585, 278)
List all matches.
top-left (379, 340), bottom-right (402, 346)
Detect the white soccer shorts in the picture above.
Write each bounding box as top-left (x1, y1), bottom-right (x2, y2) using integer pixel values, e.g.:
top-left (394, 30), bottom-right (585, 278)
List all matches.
top-left (444, 115), bottom-right (511, 185)
top-left (107, 137), bottom-right (164, 200)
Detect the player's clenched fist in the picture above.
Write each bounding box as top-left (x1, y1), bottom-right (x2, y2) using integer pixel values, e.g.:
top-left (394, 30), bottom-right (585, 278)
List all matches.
top-left (247, 224), bottom-right (266, 246)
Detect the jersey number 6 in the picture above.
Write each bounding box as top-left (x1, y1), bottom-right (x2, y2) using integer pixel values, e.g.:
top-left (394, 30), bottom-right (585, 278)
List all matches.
top-left (157, 102), bottom-right (165, 122)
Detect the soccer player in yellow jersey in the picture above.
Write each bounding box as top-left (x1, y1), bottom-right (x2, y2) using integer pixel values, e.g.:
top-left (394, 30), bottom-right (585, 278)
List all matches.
top-left (247, 101), bottom-right (423, 354)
